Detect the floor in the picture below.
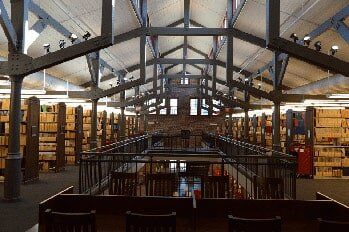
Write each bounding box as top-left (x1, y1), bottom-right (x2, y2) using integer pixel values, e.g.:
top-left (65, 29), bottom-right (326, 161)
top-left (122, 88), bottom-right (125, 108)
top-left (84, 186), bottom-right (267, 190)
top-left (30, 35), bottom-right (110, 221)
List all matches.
top-left (0, 166), bottom-right (79, 232)
top-left (1, 166), bottom-right (349, 232)
top-left (296, 178), bottom-right (349, 205)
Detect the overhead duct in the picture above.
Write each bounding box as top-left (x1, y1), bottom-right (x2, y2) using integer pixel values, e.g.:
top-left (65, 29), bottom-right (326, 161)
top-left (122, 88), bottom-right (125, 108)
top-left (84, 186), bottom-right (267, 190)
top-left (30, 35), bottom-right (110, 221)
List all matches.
top-left (0, 56), bottom-right (84, 91)
top-left (285, 74), bottom-right (349, 95)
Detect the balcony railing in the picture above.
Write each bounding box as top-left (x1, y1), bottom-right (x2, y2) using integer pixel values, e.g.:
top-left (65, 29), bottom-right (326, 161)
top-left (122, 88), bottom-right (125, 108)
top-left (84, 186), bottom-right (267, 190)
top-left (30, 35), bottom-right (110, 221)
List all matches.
top-left (79, 133), bottom-right (296, 199)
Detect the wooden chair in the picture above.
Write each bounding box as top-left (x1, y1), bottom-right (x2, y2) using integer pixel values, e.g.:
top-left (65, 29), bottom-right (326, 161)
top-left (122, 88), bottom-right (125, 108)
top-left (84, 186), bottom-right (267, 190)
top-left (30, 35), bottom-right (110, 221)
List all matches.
top-left (318, 218), bottom-right (349, 232)
top-left (253, 176), bottom-right (284, 199)
top-left (146, 173), bottom-right (177, 196)
top-left (228, 215), bottom-right (282, 232)
top-left (126, 211), bottom-right (176, 232)
top-left (202, 175), bottom-right (230, 198)
top-left (45, 209), bottom-right (96, 232)
top-left (109, 172), bottom-right (138, 196)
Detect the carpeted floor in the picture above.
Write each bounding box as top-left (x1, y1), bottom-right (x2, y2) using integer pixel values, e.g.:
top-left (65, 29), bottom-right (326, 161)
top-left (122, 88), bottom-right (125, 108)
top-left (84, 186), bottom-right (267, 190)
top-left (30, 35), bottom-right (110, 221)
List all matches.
top-left (0, 166), bottom-right (79, 232)
top-left (296, 178), bottom-right (349, 205)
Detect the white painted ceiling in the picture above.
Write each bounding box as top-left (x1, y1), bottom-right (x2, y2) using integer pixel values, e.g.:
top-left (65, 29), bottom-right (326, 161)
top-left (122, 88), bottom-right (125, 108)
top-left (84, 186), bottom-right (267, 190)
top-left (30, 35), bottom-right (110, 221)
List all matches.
top-left (0, 0), bottom-right (347, 102)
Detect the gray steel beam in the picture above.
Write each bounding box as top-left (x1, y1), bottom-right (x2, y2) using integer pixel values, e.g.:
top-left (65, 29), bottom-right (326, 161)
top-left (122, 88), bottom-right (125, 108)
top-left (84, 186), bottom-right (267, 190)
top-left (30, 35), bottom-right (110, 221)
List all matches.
top-left (188, 45), bottom-right (208, 58)
top-left (140, 0), bottom-right (147, 82)
top-left (4, 0), bottom-right (30, 201)
top-left (269, 37), bottom-right (349, 77)
top-left (226, 0), bottom-right (234, 93)
top-left (87, 52), bottom-right (101, 87)
top-left (183, 0), bottom-right (190, 74)
top-left (266, 0), bottom-right (280, 45)
top-left (305, 5), bottom-right (349, 43)
top-left (232, 0), bottom-right (248, 26)
top-left (159, 74), bottom-right (203, 79)
top-left (145, 27), bottom-right (228, 36)
top-left (101, 0), bottom-right (115, 38)
top-left (129, 0), bottom-right (143, 25)
top-left (157, 58), bottom-right (215, 65)
top-left (26, 19), bottom-right (47, 50)
top-left (161, 44), bottom-right (183, 57)
top-left (0, 0), bottom-right (17, 50)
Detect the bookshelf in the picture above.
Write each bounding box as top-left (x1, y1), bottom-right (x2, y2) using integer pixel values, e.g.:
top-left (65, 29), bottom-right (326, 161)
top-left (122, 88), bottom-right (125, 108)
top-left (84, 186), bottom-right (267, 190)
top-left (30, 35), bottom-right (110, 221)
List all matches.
top-left (65, 107), bottom-right (76, 164)
top-left (65, 106), bottom-right (83, 165)
top-left (306, 107), bottom-right (349, 178)
top-left (39, 102), bottom-right (66, 172)
top-left (0, 97), bottom-right (40, 182)
top-left (82, 109), bottom-right (91, 151)
top-left (75, 106), bottom-right (83, 163)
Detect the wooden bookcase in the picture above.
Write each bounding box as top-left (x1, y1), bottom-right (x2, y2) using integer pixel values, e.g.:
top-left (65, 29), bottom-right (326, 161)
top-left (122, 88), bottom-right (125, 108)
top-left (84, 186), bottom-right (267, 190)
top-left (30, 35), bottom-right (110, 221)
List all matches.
top-left (65, 106), bottom-right (83, 165)
top-left (75, 106), bottom-right (83, 163)
top-left (65, 107), bottom-right (75, 164)
top-left (305, 107), bottom-right (349, 178)
top-left (0, 97), bottom-right (40, 182)
top-left (39, 102), bottom-right (66, 172)
top-left (82, 109), bottom-right (91, 151)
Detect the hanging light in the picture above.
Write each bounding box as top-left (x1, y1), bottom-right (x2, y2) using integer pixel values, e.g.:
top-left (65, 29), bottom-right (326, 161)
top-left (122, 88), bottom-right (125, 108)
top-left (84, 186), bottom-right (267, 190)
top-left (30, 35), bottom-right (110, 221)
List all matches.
top-left (303, 35), bottom-right (311, 46)
top-left (314, 41), bottom-right (322, 51)
top-left (82, 31), bottom-right (91, 41)
top-left (290, 33), bottom-right (298, 43)
top-left (330, 45), bottom-right (339, 56)
top-left (69, 33), bottom-right (78, 44)
top-left (43, 43), bottom-right (50, 54)
top-left (59, 40), bottom-right (66, 49)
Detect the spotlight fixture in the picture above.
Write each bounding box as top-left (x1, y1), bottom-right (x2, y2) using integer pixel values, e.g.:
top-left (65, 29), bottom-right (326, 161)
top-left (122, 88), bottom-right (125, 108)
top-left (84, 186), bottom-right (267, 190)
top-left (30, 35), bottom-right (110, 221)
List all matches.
top-left (330, 45), bottom-right (339, 56)
top-left (314, 41), bottom-right (322, 51)
top-left (268, 66), bottom-right (273, 73)
top-left (244, 78), bottom-right (249, 82)
top-left (43, 43), bottom-right (50, 54)
top-left (59, 40), bottom-right (66, 49)
top-left (69, 33), bottom-right (78, 44)
top-left (303, 35), bottom-right (311, 46)
top-left (257, 83), bottom-right (261, 86)
top-left (82, 31), bottom-right (91, 41)
top-left (290, 33), bottom-right (298, 43)
top-left (233, 96), bottom-right (237, 100)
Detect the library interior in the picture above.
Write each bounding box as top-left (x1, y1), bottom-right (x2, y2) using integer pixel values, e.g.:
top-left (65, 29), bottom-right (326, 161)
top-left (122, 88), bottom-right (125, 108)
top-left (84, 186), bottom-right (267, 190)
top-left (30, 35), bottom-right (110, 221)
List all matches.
top-left (1, 0), bottom-right (349, 231)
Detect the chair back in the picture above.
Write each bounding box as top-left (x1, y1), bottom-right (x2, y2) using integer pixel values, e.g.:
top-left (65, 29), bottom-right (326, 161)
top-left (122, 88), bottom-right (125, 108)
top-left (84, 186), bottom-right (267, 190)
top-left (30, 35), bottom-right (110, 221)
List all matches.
top-left (228, 215), bottom-right (281, 232)
top-left (318, 218), bottom-right (349, 232)
top-left (126, 211), bottom-right (176, 232)
top-left (146, 173), bottom-right (177, 196)
top-left (45, 209), bottom-right (96, 232)
top-left (109, 172), bottom-right (137, 196)
top-left (202, 175), bottom-right (230, 198)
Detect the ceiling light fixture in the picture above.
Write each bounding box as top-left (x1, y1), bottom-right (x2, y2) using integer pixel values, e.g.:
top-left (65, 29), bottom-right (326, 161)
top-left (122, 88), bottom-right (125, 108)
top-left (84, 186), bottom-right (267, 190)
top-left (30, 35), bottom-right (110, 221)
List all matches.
top-left (290, 33), bottom-right (299, 43)
top-left (314, 41), bottom-right (322, 51)
top-left (330, 45), bottom-right (339, 56)
top-left (43, 43), bottom-right (50, 54)
top-left (69, 33), bottom-right (78, 44)
top-left (59, 40), bottom-right (66, 49)
top-left (303, 35), bottom-right (311, 46)
top-left (82, 31), bottom-right (91, 41)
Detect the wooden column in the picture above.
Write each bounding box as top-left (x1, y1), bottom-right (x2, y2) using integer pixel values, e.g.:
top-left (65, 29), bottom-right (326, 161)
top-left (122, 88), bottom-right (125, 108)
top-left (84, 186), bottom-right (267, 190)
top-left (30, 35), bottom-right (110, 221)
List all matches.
top-left (56, 103), bottom-right (66, 172)
top-left (23, 97), bottom-right (40, 182)
top-left (75, 106), bottom-right (83, 165)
